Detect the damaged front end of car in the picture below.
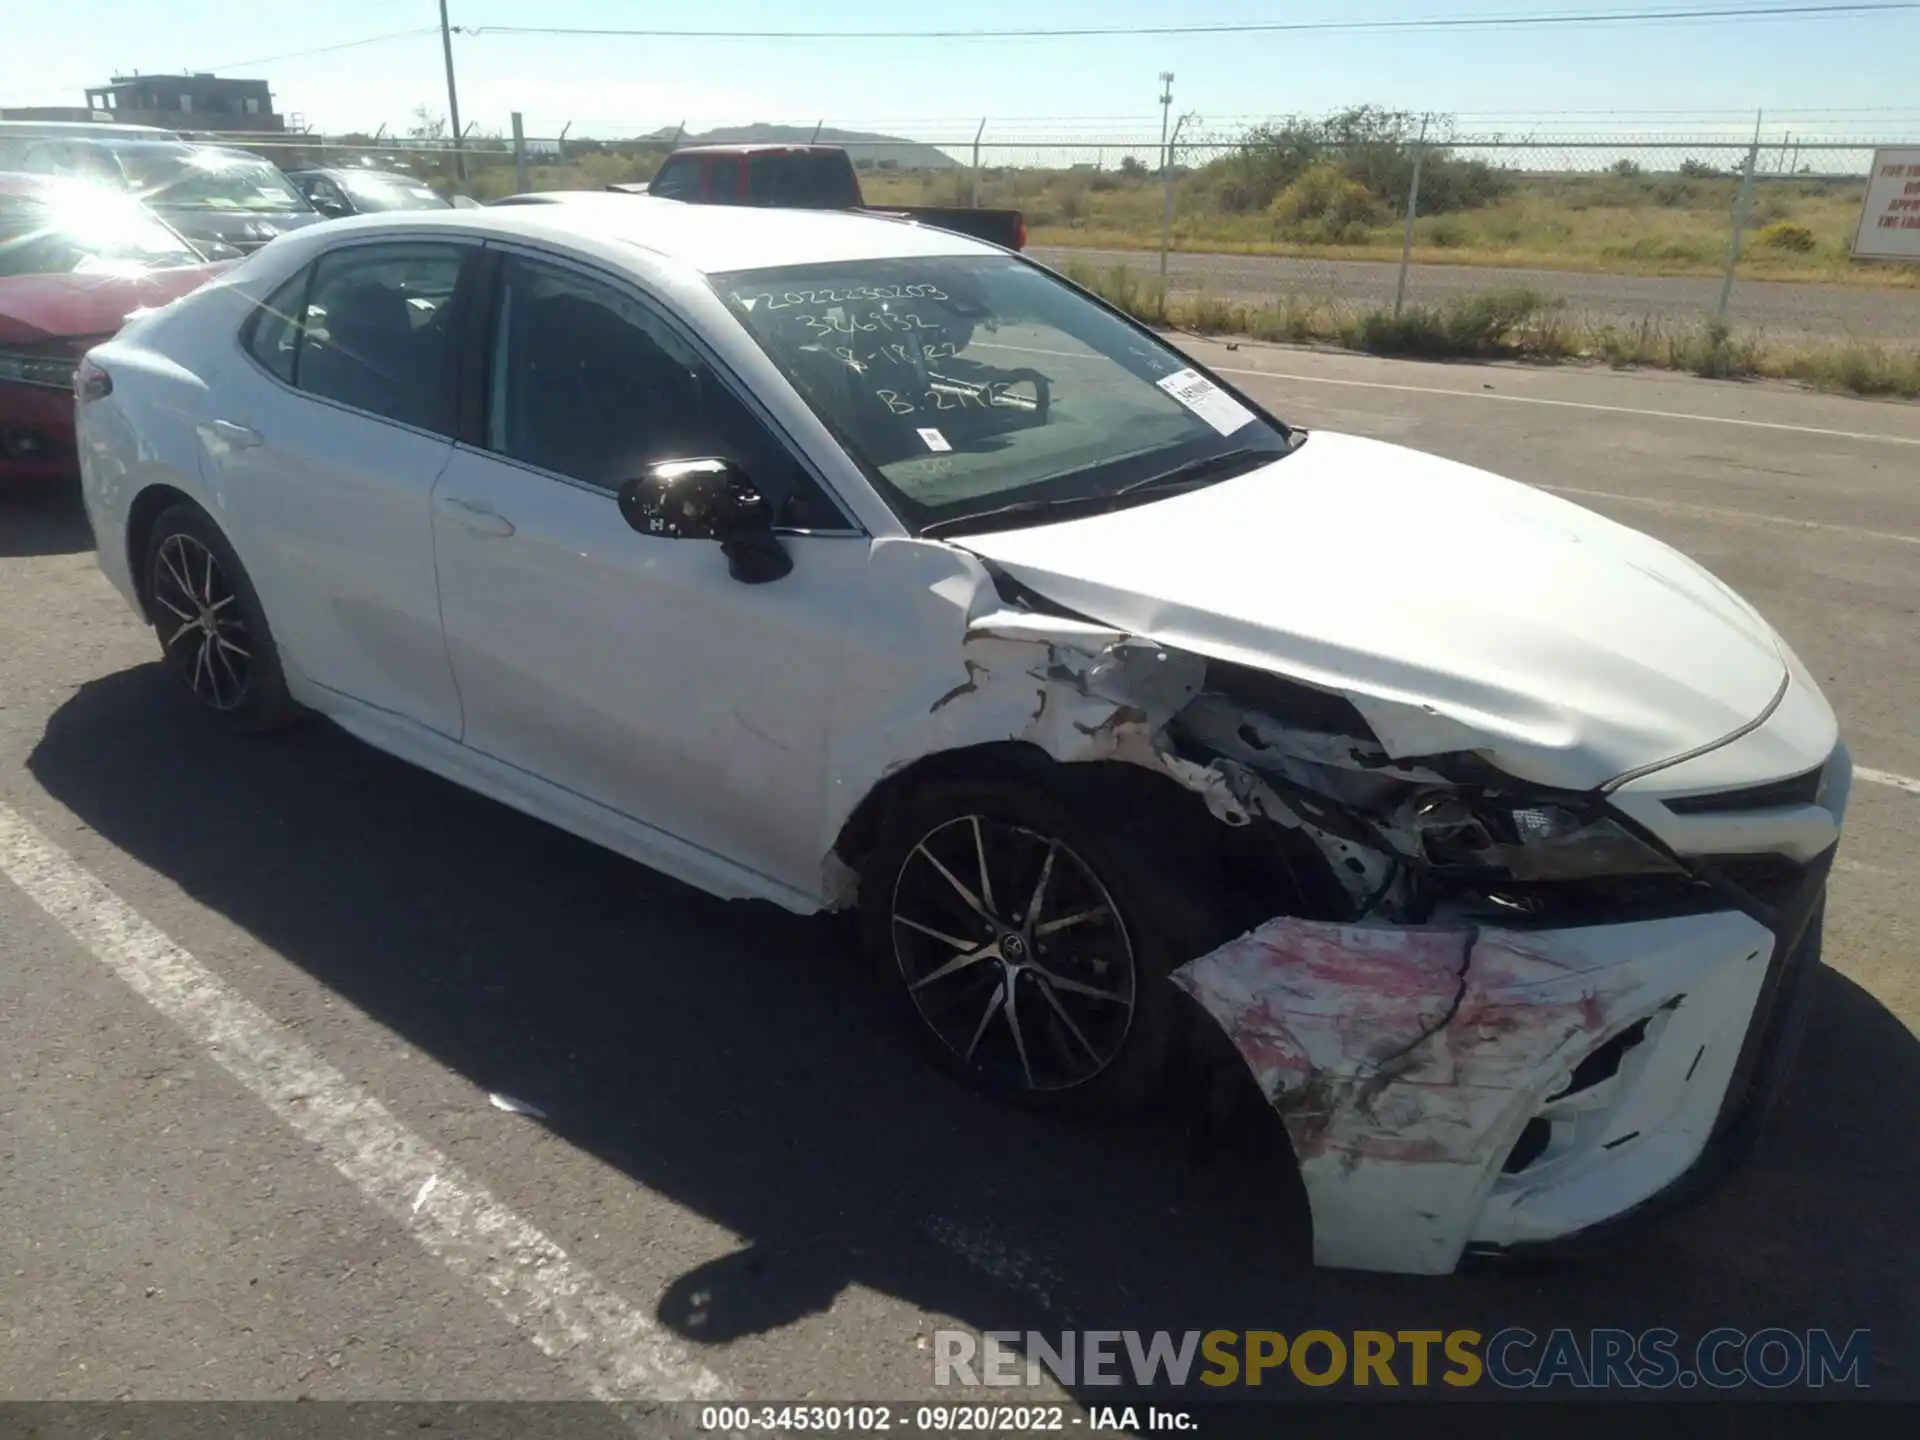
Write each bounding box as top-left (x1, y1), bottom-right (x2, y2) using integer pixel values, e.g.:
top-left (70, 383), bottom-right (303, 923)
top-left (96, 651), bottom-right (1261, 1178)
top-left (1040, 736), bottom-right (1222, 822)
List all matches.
top-left (842, 560), bottom-right (1843, 1276)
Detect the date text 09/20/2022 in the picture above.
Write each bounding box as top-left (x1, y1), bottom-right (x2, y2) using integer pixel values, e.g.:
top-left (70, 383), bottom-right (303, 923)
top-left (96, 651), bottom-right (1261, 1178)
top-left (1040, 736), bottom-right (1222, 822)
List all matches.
top-left (696, 1406), bottom-right (1189, 1433)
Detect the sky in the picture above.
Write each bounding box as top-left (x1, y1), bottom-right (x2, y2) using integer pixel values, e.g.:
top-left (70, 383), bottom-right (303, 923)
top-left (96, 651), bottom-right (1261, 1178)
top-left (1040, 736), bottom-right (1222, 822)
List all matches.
top-left (4, 0), bottom-right (1919, 148)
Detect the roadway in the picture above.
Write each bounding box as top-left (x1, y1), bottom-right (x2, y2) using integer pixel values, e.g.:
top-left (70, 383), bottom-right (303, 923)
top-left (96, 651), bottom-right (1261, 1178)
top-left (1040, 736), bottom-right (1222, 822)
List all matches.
top-left (1034, 246), bottom-right (1920, 344)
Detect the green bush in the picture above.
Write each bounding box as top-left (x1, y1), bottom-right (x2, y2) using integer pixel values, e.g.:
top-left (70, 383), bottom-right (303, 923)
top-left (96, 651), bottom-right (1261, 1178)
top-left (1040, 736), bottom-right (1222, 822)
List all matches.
top-left (1349, 288), bottom-right (1555, 359)
top-left (1757, 221), bottom-right (1817, 253)
top-left (1185, 106), bottom-right (1511, 217)
top-left (1269, 163), bottom-right (1382, 242)
top-left (1673, 320), bottom-right (1759, 380)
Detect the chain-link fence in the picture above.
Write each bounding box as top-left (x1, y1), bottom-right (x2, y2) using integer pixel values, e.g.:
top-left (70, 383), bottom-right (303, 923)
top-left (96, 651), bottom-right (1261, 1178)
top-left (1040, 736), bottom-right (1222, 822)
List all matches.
top-left (182, 120), bottom-right (1918, 350)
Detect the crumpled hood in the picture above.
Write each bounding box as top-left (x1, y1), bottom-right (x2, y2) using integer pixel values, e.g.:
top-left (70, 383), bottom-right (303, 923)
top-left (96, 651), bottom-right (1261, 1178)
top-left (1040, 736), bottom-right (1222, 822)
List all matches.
top-left (0, 263), bottom-right (230, 347)
top-left (952, 431), bottom-right (1787, 791)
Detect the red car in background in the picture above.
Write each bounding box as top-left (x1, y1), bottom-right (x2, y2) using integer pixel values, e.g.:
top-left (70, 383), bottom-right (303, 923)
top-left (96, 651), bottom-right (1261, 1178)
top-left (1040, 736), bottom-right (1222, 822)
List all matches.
top-left (1, 173), bottom-right (229, 487)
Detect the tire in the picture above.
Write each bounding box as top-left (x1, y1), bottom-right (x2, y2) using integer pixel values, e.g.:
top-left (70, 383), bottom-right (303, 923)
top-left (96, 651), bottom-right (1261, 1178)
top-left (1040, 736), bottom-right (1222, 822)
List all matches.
top-left (861, 771), bottom-right (1237, 1120)
top-left (142, 502), bottom-right (297, 733)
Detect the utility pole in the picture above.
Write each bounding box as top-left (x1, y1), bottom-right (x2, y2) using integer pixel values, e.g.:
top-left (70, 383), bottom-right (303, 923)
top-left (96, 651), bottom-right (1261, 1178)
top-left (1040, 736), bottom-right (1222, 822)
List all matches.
top-left (1157, 72), bottom-right (1175, 285)
top-left (1715, 108), bottom-right (1762, 324)
top-left (438, 0), bottom-right (466, 181)
top-left (1393, 114), bottom-right (1430, 320)
top-left (970, 117), bottom-right (986, 207)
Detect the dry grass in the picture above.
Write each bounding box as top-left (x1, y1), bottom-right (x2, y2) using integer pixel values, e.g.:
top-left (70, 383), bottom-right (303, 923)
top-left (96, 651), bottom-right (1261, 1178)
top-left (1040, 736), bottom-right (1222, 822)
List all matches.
top-left (1058, 260), bottom-right (1920, 399)
top-left (864, 167), bottom-right (1920, 287)
top-left (432, 145), bottom-right (1920, 290)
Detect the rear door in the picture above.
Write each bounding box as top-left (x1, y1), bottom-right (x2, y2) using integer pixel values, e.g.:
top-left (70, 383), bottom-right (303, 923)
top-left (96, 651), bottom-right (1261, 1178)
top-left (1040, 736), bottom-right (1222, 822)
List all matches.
top-left (210, 238), bottom-right (476, 737)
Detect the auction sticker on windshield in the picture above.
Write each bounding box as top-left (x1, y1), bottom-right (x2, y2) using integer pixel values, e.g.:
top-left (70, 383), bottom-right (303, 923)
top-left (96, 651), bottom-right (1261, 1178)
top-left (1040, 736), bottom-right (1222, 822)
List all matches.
top-left (1156, 368), bottom-right (1256, 435)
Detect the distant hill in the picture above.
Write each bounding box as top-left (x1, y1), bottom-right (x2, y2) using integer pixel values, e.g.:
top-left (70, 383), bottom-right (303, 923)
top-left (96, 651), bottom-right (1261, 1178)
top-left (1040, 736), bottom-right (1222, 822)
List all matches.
top-left (638, 123), bottom-right (959, 170)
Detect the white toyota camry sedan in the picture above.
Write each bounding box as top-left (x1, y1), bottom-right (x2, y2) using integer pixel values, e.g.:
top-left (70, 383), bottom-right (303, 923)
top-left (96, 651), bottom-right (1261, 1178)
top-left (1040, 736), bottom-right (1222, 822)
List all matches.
top-left (76, 198), bottom-right (1850, 1275)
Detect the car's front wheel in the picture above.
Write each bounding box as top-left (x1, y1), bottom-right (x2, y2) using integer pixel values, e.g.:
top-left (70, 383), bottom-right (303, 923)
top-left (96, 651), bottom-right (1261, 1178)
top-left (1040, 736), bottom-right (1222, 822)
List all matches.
top-left (863, 774), bottom-right (1231, 1118)
top-left (142, 502), bottom-right (296, 732)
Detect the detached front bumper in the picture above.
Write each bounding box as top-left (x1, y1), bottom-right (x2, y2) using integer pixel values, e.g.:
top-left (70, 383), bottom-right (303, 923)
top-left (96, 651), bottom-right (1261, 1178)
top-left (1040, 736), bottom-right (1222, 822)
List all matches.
top-left (1172, 850), bottom-right (1831, 1275)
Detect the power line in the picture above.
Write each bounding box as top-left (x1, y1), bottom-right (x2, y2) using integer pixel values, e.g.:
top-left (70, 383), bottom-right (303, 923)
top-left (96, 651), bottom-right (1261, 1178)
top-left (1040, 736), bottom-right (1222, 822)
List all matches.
top-left (463, 3), bottom-right (1920, 42)
top-left (205, 26), bottom-right (439, 73)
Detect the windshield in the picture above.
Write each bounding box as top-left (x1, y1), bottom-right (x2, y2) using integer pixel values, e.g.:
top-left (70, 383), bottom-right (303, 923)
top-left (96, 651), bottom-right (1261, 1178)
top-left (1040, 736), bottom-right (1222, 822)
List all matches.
top-left (711, 255), bottom-right (1292, 534)
top-left (0, 187), bottom-right (202, 278)
top-left (123, 150), bottom-right (309, 213)
top-left (339, 172), bottom-right (451, 211)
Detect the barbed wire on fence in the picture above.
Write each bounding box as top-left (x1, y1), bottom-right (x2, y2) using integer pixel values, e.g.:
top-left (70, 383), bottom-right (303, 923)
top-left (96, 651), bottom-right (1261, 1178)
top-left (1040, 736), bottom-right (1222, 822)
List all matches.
top-left (165, 117), bottom-right (1915, 348)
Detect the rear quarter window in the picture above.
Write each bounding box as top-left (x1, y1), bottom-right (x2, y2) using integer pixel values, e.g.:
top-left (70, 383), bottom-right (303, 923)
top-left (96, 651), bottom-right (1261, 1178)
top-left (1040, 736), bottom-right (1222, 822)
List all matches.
top-left (241, 267), bottom-right (312, 384)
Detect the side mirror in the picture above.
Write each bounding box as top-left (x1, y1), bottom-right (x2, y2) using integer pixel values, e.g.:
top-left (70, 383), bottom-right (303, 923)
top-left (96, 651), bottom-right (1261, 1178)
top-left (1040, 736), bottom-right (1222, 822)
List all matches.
top-left (308, 193), bottom-right (350, 219)
top-left (616, 458), bottom-right (793, 585)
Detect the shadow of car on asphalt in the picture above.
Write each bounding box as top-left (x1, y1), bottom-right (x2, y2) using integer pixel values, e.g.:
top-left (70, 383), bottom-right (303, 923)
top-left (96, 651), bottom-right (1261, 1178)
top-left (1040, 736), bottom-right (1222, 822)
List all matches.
top-left (0, 488), bottom-right (93, 559)
top-left (27, 664), bottom-right (1917, 1402)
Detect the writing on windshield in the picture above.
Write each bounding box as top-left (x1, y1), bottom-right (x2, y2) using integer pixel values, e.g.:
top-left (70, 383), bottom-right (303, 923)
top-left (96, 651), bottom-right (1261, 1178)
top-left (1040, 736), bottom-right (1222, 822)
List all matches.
top-left (714, 255), bottom-right (1289, 533)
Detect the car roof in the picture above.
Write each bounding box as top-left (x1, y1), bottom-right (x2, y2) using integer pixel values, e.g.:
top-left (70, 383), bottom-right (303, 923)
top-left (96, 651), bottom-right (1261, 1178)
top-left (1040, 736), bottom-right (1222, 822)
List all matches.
top-left (352, 193), bottom-right (997, 272)
top-left (669, 144), bottom-right (844, 157)
top-left (48, 139), bottom-right (265, 163)
top-left (293, 167), bottom-right (418, 183)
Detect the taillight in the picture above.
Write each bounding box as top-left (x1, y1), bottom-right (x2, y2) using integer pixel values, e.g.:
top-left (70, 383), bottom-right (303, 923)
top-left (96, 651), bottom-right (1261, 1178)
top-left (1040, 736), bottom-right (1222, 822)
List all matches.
top-left (75, 357), bottom-right (113, 403)
top-left (1016, 214), bottom-right (1028, 250)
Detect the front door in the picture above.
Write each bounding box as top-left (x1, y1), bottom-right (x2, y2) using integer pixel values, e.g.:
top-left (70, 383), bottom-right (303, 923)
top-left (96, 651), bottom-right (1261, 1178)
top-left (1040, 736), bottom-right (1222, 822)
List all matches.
top-left (429, 250), bottom-right (865, 897)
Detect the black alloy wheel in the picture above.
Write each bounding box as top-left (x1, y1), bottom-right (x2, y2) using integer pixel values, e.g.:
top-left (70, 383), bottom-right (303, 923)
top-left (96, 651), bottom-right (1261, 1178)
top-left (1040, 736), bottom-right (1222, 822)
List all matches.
top-left (142, 502), bottom-right (297, 733)
top-left (151, 530), bottom-right (253, 711)
top-left (889, 812), bottom-right (1140, 1095)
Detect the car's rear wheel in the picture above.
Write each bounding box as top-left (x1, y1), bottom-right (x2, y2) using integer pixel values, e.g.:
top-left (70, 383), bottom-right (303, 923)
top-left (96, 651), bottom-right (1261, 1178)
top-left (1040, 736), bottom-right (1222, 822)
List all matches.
top-left (862, 774), bottom-right (1232, 1119)
top-left (143, 502), bottom-right (296, 732)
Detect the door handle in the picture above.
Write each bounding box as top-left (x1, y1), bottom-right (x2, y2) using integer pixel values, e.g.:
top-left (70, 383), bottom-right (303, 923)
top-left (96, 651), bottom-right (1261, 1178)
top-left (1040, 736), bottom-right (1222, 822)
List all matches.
top-left (435, 495), bottom-right (516, 537)
top-left (210, 418), bottom-right (263, 449)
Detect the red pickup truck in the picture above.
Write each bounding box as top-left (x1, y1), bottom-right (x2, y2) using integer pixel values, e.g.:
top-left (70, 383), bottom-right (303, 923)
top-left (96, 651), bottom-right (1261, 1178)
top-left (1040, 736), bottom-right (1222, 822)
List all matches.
top-left (626, 144), bottom-right (1026, 251)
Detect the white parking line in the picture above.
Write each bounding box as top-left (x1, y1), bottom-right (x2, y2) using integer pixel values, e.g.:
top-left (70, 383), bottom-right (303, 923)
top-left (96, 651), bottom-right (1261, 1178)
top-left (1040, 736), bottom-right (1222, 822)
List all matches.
top-left (1203, 361), bottom-right (1920, 448)
top-left (0, 799), bottom-right (730, 1405)
top-left (1859, 767), bottom-right (1920, 796)
top-left (1537, 484), bottom-right (1920, 548)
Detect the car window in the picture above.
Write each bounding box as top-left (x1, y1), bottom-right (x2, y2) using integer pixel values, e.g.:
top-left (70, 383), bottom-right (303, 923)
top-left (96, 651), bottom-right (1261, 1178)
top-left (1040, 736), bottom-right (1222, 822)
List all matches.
top-left (22, 143), bottom-right (68, 175)
top-left (746, 152), bottom-right (861, 208)
top-left (303, 176), bottom-right (345, 209)
top-left (483, 254), bottom-right (841, 528)
top-left (120, 148), bottom-right (309, 213)
top-left (712, 255), bottom-right (1293, 535)
top-left (293, 243), bottom-right (464, 431)
top-left (705, 157), bottom-right (742, 204)
top-left (648, 157), bottom-right (698, 200)
top-left (243, 267), bottom-right (311, 383)
top-left (339, 172), bottom-right (451, 212)
top-left (0, 186), bottom-right (202, 277)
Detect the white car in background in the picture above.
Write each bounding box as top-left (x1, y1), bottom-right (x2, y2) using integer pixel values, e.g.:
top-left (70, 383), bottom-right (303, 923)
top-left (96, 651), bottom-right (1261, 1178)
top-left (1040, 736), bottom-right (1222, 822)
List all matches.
top-left (75, 198), bottom-right (1849, 1275)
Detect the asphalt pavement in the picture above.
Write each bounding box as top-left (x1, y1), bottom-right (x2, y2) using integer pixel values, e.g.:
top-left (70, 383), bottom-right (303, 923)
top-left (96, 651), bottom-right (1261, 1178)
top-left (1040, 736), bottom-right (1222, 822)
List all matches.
top-left (1033, 246), bottom-right (1920, 344)
top-left (0, 349), bottom-right (1915, 1417)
